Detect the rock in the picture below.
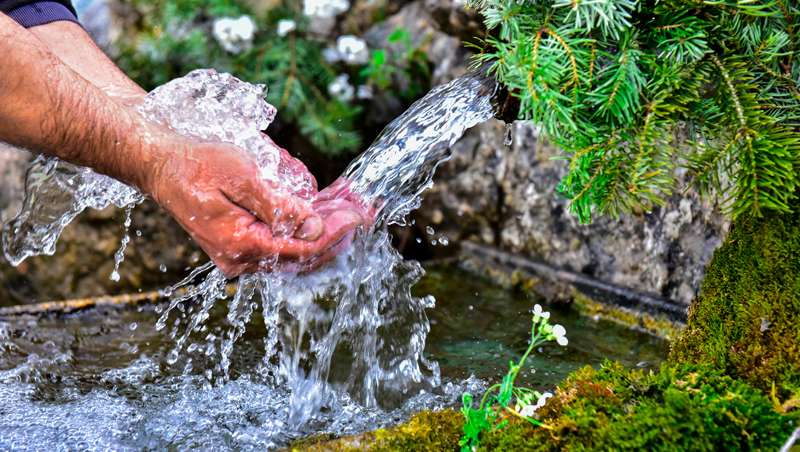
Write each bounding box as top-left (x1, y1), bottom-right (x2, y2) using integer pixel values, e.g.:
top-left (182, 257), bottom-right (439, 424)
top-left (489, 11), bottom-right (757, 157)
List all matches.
top-left (416, 120), bottom-right (729, 305)
top-left (0, 195), bottom-right (203, 306)
top-left (423, 0), bottom-right (485, 44)
top-left (0, 145), bottom-right (29, 227)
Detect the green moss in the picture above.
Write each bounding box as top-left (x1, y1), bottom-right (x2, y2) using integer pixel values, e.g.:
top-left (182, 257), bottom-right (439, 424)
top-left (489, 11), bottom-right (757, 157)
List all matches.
top-left (671, 207), bottom-right (800, 396)
top-left (476, 362), bottom-right (796, 451)
top-left (297, 363), bottom-right (796, 451)
top-left (291, 409), bottom-right (462, 451)
top-left (571, 290), bottom-right (682, 341)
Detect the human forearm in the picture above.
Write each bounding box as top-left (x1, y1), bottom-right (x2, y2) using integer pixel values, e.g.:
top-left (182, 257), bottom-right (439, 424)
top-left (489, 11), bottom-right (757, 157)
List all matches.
top-left (0, 14), bottom-right (162, 192)
top-left (28, 20), bottom-right (146, 104)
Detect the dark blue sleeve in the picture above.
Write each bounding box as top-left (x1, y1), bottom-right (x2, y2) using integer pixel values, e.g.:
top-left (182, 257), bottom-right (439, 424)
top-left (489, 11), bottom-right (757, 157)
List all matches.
top-left (1, 1), bottom-right (78, 28)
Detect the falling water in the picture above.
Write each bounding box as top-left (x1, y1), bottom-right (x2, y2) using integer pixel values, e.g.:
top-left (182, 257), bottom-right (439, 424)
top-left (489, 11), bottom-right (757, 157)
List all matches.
top-left (1, 69), bottom-right (496, 436)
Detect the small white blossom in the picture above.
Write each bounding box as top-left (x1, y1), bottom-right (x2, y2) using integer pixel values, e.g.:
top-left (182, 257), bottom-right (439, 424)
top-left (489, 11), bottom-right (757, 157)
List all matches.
top-left (519, 404), bottom-right (537, 417)
top-left (328, 74), bottom-right (354, 101)
top-left (336, 35), bottom-right (369, 65)
top-left (213, 16), bottom-right (256, 54)
top-left (322, 47), bottom-right (342, 63)
top-left (532, 303), bottom-right (551, 321)
top-left (552, 324), bottom-right (568, 346)
top-left (518, 392), bottom-right (553, 417)
top-left (536, 392), bottom-right (553, 408)
top-left (303, 0), bottom-right (349, 18)
top-left (357, 85), bottom-right (373, 99)
top-left (276, 19), bottom-right (296, 37)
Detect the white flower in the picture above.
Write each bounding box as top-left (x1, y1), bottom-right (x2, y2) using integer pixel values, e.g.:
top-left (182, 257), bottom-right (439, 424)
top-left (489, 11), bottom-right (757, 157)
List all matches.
top-left (357, 84), bottom-right (373, 99)
top-left (518, 392), bottom-right (553, 417)
top-left (536, 392), bottom-right (553, 408)
top-left (519, 404), bottom-right (537, 417)
top-left (322, 47), bottom-right (341, 63)
top-left (328, 74), bottom-right (354, 101)
top-left (276, 19), bottom-right (296, 37)
top-left (532, 303), bottom-right (551, 321)
top-left (213, 16), bottom-right (257, 54)
top-left (303, 0), bottom-right (349, 18)
top-left (336, 35), bottom-right (369, 65)
top-left (552, 324), bottom-right (568, 346)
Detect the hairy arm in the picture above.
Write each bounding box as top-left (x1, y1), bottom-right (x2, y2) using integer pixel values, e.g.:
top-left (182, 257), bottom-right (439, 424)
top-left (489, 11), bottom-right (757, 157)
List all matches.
top-left (0, 13), bottom-right (160, 191)
top-left (27, 20), bottom-right (146, 103)
top-left (0, 13), bottom-right (366, 275)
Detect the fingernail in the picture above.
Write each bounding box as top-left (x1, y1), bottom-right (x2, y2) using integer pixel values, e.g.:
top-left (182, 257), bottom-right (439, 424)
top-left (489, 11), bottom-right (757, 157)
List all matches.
top-left (295, 214), bottom-right (323, 240)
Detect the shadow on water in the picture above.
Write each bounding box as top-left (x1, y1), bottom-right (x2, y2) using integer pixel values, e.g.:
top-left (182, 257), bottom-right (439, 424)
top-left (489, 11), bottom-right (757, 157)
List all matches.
top-left (0, 263), bottom-right (666, 449)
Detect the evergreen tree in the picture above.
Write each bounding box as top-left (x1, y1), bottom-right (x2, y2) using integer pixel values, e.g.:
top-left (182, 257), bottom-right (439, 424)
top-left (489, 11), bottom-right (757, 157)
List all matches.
top-left (471, 0), bottom-right (800, 223)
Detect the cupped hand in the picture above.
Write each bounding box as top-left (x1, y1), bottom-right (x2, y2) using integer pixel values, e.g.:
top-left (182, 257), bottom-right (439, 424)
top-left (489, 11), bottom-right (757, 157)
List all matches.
top-left (144, 140), bottom-right (365, 277)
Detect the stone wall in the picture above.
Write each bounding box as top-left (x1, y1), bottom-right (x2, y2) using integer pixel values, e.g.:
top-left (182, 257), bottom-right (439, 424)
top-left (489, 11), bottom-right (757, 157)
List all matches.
top-left (0, 146), bottom-right (202, 305)
top-left (414, 120), bottom-right (729, 305)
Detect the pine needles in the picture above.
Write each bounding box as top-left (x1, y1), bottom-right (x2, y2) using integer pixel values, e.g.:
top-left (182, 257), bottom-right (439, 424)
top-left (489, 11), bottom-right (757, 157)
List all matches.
top-left (471, 0), bottom-right (800, 223)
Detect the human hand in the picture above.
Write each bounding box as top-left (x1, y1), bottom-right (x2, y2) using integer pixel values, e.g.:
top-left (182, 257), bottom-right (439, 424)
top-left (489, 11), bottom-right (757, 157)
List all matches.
top-left (142, 139), bottom-right (364, 276)
top-left (261, 132), bottom-right (319, 200)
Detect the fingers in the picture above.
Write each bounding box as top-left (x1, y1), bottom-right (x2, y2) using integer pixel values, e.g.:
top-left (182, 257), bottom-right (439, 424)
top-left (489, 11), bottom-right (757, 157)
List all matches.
top-left (210, 207), bottom-right (365, 277)
top-left (256, 208), bottom-right (364, 261)
top-left (223, 181), bottom-right (324, 241)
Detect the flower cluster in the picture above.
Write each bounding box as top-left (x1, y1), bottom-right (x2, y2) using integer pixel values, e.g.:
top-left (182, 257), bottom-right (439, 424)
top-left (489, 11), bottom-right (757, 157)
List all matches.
top-left (303, 0), bottom-right (349, 19)
top-left (211, 16), bottom-right (256, 54)
top-left (532, 304), bottom-right (568, 346)
top-left (517, 391), bottom-right (553, 417)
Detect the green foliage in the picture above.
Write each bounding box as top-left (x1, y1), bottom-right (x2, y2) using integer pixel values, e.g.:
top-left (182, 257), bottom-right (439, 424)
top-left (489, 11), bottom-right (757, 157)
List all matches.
top-left (477, 362), bottom-right (797, 451)
top-left (295, 362), bottom-right (797, 451)
top-left (115, 0), bottom-right (363, 155)
top-left (459, 306), bottom-right (567, 451)
top-left (360, 27), bottom-right (432, 101)
top-left (671, 193), bottom-right (800, 398)
top-left (470, 0), bottom-right (800, 223)
top-left (289, 409), bottom-right (463, 451)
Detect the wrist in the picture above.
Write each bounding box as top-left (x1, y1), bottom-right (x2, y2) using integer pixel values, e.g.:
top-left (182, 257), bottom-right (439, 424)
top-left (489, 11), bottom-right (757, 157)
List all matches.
top-left (103, 108), bottom-right (178, 199)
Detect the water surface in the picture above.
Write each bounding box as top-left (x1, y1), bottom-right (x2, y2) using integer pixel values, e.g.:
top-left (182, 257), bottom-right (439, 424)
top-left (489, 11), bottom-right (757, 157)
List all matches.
top-left (0, 264), bottom-right (665, 450)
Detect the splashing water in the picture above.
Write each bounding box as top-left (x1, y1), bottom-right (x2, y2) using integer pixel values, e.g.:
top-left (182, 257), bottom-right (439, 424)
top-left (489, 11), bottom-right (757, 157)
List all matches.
top-left (1, 69), bottom-right (496, 432)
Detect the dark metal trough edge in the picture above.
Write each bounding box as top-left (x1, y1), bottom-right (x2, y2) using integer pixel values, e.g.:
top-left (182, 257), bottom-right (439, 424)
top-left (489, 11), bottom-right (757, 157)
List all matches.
top-left (460, 241), bottom-right (688, 323)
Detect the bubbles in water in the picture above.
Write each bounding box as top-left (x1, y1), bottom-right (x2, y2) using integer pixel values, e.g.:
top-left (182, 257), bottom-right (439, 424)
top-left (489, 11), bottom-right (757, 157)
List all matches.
top-left (110, 206), bottom-right (134, 282)
top-left (504, 122), bottom-right (514, 147)
top-left (1, 69), bottom-right (496, 439)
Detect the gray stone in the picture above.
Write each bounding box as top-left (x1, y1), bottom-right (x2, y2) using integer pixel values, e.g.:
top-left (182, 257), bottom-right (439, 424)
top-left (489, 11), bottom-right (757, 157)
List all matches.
top-left (416, 120), bottom-right (729, 305)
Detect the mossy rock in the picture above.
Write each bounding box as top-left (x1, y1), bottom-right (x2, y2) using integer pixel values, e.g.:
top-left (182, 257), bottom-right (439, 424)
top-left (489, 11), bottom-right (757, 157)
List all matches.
top-left (294, 362), bottom-right (797, 451)
top-left (671, 207), bottom-right (800, 396)
top-left (290, 409), bottom-right (462, 451)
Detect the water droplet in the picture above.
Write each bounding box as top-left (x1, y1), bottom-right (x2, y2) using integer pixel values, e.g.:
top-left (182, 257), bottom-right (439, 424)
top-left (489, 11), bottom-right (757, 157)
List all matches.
top-left (129, 322), bottom-right (138, 331)
top-left (425, 226), bottom-right (435, 235)
top-left (159, 264), bottom-right (167, 273)
top-left (504, 123), bottom-right (514, 147)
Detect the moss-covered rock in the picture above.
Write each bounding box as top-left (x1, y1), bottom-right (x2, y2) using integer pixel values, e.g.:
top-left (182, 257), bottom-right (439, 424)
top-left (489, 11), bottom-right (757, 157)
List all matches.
top-left (671, 207), bottom-right (800, 396)
top-left (295, 362), bottom-right (797, 451)
top-left (480, 362), bottom-right (796, 451)
top-left (290, 409), bottom-right (462, 451)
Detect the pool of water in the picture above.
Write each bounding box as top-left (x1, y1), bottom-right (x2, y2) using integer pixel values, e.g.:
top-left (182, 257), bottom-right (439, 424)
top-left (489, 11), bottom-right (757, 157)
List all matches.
top-left (0, 264), bottom-right (666, 450)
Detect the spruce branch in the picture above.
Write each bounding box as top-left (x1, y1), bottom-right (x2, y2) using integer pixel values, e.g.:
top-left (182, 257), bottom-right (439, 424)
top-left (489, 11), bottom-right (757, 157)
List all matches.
top-left (471, 0), bottom-right (800, 222)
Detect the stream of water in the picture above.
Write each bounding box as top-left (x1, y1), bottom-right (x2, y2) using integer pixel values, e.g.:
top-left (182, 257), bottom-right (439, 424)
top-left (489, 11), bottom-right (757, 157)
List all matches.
top-left (1, 69), bottom-right (499, 438)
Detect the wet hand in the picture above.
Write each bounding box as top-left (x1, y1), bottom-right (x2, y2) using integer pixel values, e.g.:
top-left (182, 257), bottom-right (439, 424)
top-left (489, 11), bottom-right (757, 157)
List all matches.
top-left (143, 140), bottom-right (364, 277)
